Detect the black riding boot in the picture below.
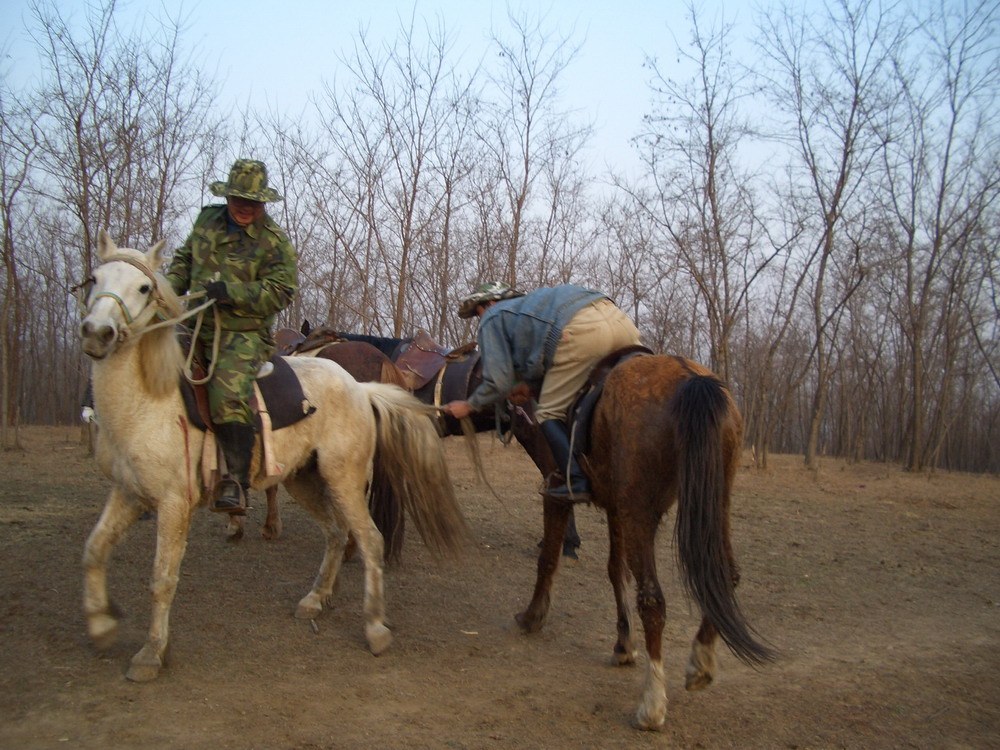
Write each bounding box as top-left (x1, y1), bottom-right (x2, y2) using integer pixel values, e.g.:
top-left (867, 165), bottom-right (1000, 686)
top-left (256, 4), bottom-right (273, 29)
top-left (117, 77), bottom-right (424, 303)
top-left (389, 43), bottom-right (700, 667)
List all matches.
top-left (213, 422), bottom-right (255, 514)
top-left (539, 419), bottom-right (591, 503)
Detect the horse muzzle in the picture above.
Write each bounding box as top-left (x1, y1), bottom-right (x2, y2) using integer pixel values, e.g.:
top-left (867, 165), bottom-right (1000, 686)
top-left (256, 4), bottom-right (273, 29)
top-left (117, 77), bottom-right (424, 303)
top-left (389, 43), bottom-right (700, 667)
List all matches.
top-left (80, 318), bottom-right (120, 359)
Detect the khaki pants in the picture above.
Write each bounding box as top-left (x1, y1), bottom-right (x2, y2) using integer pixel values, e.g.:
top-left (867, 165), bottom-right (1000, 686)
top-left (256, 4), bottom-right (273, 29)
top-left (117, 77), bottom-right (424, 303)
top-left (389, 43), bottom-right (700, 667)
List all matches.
top-left (535, 299), bottom-right (641, 422)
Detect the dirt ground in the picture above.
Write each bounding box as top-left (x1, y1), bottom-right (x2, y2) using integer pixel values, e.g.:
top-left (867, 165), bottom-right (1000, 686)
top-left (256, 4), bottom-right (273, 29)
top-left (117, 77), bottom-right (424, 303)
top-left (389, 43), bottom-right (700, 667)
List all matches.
top-left (1, 425), bottom-right (998, 750)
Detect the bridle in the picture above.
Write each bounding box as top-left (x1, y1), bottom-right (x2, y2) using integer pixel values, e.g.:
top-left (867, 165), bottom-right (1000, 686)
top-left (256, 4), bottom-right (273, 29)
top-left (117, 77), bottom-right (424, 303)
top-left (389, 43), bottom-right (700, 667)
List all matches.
top-left (85, 254), bottom-right (173, 333)
top-left (77, 254), bottom-right (219, 383)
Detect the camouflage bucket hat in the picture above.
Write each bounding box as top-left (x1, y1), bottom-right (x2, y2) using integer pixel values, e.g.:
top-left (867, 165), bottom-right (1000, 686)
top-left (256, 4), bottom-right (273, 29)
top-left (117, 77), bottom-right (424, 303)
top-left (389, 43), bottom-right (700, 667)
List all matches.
top-left (457, 281), bottom-right (525, 318)
top-left (209, 159), bottom-right (283, 202)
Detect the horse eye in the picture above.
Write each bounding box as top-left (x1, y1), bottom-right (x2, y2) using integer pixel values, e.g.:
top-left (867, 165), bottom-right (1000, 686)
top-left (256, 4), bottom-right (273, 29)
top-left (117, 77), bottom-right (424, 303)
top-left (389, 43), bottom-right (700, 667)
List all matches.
top-left (139, 283), bottom-right (151, 295)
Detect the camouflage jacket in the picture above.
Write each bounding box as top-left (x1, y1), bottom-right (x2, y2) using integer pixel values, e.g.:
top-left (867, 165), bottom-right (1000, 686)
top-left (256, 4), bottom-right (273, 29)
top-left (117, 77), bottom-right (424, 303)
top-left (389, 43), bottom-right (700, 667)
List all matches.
top-left (166, 205), bottom-right (298, 332)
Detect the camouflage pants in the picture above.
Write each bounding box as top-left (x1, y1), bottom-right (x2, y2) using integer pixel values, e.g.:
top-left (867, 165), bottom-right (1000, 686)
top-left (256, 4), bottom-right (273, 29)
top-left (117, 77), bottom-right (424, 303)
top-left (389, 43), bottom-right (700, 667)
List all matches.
top-left (198, 328), bottom-right (275, 425)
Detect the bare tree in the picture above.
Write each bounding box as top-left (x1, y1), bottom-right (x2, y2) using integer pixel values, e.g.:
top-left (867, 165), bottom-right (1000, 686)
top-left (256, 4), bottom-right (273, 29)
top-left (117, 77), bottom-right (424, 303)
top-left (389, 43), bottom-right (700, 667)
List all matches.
top-left (755, 0), bottom-right (904, 468)
top-left (482, 8), bottom-right (589, 289)
top-left (876, 0), bottom-right (1000, 470)
top-left (0, 86), bottom-right (39, 446)
top-left (632, 3), bottom-right (779, 382)
top-left (28, 0), bottom-right (222, 255)
top-left (314, 12), bottom-right (478, 336)
top-left (9, 0), bottom-right (223, 427)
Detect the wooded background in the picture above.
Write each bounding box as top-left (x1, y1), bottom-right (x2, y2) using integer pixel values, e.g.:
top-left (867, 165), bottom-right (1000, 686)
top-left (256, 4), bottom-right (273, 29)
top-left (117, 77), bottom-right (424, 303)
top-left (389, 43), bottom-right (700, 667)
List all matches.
top-left (2, 0), bottom-right (998, 473)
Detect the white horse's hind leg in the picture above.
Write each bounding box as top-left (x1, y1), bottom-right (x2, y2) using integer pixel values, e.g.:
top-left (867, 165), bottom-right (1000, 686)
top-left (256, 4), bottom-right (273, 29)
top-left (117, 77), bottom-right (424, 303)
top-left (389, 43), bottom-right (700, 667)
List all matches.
top-left (352, 512), bottom-right (391, 655)
top-left (306, 456), bottom-right (391, 656)
top-left (83, 486), bottom-right (142, 650)
top-left (283, 473), bottom-right (349, 619)
top-left (126, 493), bottom-right (194, 682)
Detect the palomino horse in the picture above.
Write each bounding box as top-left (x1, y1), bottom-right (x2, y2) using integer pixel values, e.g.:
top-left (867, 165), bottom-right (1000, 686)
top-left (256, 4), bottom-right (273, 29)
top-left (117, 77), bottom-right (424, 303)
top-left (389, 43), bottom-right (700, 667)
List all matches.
top-left (226, 336), bottom-right (410, 545)
top-left (78, 231), bottom-right (468, 681)
top-left (514, 354), bottom-right (774, 730)
top-left (250, 326), bottom-right (582, 558)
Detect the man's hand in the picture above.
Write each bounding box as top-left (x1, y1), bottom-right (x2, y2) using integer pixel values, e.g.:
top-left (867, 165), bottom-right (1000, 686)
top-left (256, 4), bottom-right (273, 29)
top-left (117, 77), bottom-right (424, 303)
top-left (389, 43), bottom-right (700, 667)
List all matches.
top-left (443, 400), bottom-right (474, 420)
top-left (507, 382), bottom-right (532, 405)
top-left (203, 281), bottom-right (229, 303)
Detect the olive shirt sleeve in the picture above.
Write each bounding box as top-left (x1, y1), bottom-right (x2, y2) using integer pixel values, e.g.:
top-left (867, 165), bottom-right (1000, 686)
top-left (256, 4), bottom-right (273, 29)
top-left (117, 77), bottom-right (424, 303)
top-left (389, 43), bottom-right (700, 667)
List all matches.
top-left (165, 206), bottom-right (214, 298)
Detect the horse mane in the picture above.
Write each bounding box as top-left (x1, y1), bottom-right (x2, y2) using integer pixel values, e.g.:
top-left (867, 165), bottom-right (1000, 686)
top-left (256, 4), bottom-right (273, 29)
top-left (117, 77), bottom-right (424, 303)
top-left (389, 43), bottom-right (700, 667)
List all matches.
top-left (131, 262), bottom-right (184, 398)
top-left (153, 272), bottom-right (184, 319)
top-left (138, 323), bottom-right (183, 398)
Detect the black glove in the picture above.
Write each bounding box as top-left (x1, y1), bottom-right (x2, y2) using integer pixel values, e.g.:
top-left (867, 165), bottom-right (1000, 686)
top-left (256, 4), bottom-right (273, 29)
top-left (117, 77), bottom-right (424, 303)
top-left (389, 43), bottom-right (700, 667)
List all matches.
top-left (204, 281), bottom-right (229, 303)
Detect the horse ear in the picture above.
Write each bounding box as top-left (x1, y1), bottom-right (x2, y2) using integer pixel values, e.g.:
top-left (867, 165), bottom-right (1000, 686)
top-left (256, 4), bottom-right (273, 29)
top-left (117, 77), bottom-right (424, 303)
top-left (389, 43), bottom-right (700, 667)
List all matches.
top-left (97, 230), bottom-right (116, 261)
top-left (147, 239), bottom-right (167, 268)
top-left (301, 319), bottom-right (311, 335)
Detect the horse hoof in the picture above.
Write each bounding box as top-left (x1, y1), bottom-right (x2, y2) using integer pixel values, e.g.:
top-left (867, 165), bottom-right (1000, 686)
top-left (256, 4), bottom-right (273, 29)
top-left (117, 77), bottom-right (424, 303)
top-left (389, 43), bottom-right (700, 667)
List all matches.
top-left (685, 670), bottom-right (713, 691)
top-left (514, 611), bottom-right (543, 634)
top-left (612, 647), bottom-right (637, 666)
top-left (366, 623), bottom-right (393, 655)
top-left (226, 516), bottom-right (244, 541)
top-left (295, 597), bottom-right (322, 620)
top-left (630, 713), bottom-right (665, 732)
top-left (126, 663), bottom-right (161, 682)
top-left (126, 653), bottom-right (162, 682)
top-left (260, 523), bottom-right (281, 540)
top-left (685, 643), bottom-right (716, 690)
top-left (88, 615), bottom-right (120, 651)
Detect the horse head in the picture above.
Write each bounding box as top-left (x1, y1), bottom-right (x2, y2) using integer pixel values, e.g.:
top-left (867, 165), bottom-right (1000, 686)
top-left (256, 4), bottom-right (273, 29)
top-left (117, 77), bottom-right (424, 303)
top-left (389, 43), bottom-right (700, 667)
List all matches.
top-left (79, 230), bottom-right (174, 359)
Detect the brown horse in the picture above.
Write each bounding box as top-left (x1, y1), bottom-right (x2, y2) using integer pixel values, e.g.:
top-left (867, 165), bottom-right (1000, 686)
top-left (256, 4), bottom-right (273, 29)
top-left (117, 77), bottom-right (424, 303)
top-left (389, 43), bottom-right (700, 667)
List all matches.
top-left (514, 354), bottom-right (774, 730)
top-left (242, 327), bottom-right (582, 559)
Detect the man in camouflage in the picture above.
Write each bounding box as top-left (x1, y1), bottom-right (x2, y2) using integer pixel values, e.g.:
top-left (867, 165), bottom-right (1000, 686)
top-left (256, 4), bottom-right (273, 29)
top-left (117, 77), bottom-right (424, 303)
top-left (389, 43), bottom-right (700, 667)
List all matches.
top-left (167, 159), bottom-right (298, 513)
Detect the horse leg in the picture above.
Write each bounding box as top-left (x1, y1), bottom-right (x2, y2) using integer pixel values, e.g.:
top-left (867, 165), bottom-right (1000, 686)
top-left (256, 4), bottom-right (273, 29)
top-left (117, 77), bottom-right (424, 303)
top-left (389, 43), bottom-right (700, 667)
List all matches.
top-left (515, 496), bottom-right (571, 633)
top-left (350, 511), bottom-right (391, 655)
top-left (606, 508), bottom-right (637, 665)
top-left (225, 480), bottom-right (281, 542)
top-left (288, 467), bottom-right (392, 656)
top-left (562, 508), bottom-right (582, 558)
top-left (127, 493), bottom-right (194, 682)
top-left (261, 484), bottom-right (282, 540)
top-left (83, 486), bottom-right (142, 651)
top-left (282, 471), bottom-right (348, 619)
top-left (623, 516), bottom-right (668, 731)
top-left (225, 512), bottom-right (245, 540)
top-left (685, 523), bottom-right (739, 691)
top-left (685, 618), bottom-right (718, 691)
top-left (322, 471), bottom-right (391, 654)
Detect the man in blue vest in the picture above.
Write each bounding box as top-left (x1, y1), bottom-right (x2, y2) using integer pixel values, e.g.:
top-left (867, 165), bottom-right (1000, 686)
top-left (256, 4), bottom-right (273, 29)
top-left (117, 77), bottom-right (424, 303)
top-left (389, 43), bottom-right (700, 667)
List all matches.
top-left (444, 282), bottom-right (641, 502)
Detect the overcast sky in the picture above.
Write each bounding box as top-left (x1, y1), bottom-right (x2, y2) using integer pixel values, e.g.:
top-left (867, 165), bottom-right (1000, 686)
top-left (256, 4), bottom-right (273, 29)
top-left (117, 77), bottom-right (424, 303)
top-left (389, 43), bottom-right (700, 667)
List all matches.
top-left (1, 0), bottom-right (762, 176)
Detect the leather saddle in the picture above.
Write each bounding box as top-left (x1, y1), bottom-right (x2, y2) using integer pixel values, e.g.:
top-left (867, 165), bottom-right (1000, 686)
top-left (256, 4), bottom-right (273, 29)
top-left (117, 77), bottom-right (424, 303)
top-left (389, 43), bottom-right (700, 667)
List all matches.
top-left (395, 329), bottom-right (477, 392)
top-left (180, 354), bottom-right (315, 434)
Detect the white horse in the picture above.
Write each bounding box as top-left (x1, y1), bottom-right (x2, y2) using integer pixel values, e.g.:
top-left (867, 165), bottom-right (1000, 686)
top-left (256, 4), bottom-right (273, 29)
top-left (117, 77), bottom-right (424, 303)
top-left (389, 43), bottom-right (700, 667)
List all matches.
top-left (79, 230), bottom-right (469, 682)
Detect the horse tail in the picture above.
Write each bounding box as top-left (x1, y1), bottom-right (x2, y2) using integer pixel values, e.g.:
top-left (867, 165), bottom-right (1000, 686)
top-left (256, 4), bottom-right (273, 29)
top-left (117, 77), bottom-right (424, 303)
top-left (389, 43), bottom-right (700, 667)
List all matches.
top-left (367, 439), bottom-right (405, 563)
top-left (380, 360), bottom-right (409, 390)
top-left (362, 383), bottom-right (471, 558)
top-left (671, 374), bottom-right (775, 666)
